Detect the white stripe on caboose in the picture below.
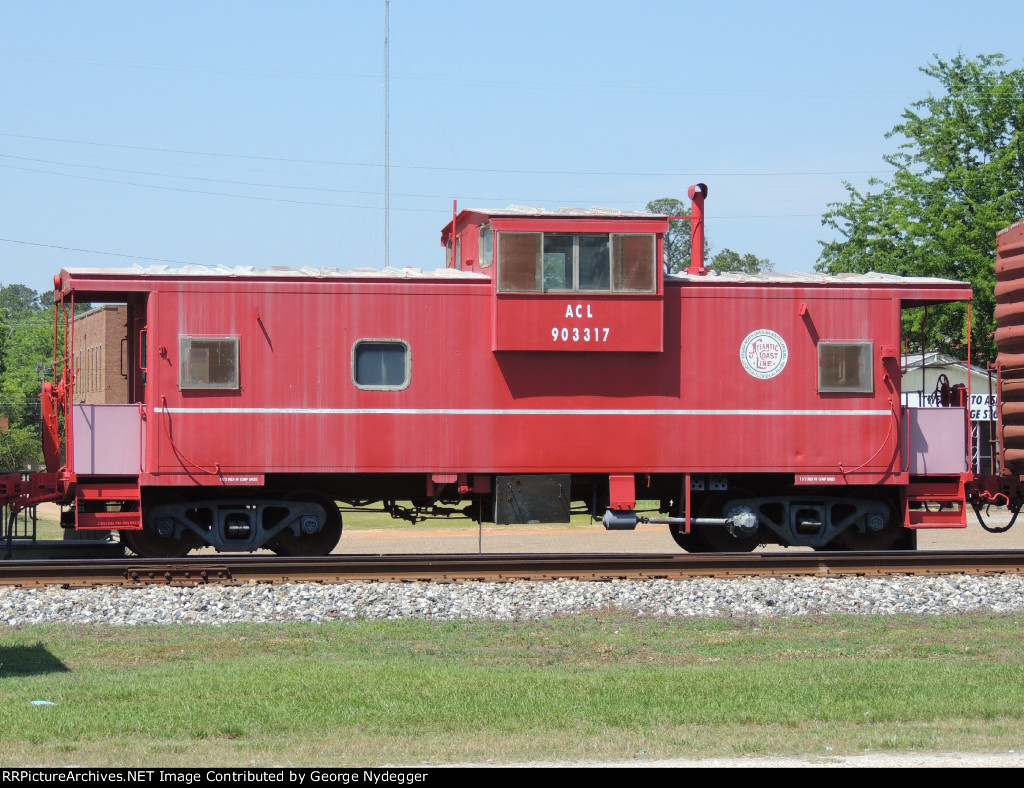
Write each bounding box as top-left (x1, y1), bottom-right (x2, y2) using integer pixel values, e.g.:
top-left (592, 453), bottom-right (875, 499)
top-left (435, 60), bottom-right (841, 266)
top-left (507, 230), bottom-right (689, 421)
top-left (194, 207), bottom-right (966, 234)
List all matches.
top-left (154, 407), bottom-right (890, 417)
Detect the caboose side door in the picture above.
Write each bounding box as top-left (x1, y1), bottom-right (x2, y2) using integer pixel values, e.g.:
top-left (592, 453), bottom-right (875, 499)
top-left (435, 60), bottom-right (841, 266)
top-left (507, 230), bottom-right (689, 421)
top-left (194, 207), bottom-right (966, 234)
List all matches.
top-left (70, 293), bottom-right (148, 478)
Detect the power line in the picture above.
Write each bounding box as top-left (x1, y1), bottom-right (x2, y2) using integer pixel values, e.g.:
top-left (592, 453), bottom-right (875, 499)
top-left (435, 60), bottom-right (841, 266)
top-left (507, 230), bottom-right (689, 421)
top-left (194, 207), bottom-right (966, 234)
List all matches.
top-left (0, 132), bottom-right (894, 179)
top-left (0, 152), bottom-right (882, 207)
top-left (0, 205), bottom-right (825, 273)
top-left (0, 153), bottom-right (389, 196)
top-left (0, 161), bottom-right (383, 209)
top-left (0, 48), bottom-right (926, 99)
top-left (0, 237), bottom-right (196, 265)
top-left (0, 319), bottom-right (53, 327)
top-left (0, 152), bottom-right (618, 205)
top-left (383, 0), bottom-right (390, 268)
top-left (0, 159), bottom-right (466, 213)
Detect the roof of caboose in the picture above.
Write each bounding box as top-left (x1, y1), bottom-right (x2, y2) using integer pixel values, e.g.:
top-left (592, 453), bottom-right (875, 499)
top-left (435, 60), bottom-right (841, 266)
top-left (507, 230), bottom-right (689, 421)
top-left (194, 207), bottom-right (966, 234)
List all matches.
top-left (456, 206), bottom-right (665, 219)
top-left (665, 269), bottom-right (965, 286)
top-left (55, 260), bottom-right (972, 308)
top-left (665, 268), bottom-right (971, 306)
top-left (56, 264), bottom-right (489, 300)
top-left (62, 264), bottom-right (487, 280)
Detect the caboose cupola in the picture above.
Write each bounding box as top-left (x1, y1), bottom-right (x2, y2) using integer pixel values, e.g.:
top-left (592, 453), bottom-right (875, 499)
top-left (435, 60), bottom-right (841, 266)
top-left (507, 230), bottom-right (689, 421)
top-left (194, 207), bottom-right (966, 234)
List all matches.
top-left (441, 206), bottom-right (671, 352)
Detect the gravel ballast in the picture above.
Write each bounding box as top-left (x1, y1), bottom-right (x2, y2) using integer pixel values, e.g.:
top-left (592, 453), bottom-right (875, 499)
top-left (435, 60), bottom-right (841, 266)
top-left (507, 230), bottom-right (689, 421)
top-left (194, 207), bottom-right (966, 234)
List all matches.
top-left (3, 574), bottom-right (1024, 626)
top-left (6, 575), bottom-right (1024, 768)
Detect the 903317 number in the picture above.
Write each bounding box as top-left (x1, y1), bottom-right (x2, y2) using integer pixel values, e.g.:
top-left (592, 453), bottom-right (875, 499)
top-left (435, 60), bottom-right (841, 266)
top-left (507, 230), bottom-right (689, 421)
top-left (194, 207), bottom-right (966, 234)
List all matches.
top-left (551, 326), bottom-right (610, 343)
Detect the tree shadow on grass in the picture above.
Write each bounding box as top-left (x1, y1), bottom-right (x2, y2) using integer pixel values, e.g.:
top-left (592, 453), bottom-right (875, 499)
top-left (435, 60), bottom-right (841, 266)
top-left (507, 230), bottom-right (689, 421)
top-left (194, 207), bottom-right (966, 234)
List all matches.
top-left (0, 643), bottom-right (70, 677)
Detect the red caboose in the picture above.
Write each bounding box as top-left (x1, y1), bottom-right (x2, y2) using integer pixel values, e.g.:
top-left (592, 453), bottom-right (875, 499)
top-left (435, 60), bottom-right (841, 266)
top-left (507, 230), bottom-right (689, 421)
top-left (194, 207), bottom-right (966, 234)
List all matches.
top-left (12, 187), bottom-right (978, 555)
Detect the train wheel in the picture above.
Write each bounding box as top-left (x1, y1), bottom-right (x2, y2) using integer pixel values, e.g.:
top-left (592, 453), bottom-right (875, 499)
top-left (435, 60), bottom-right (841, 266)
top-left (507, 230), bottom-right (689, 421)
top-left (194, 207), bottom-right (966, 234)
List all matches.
top-left (267, 493), bottom-right (343, 556)
top-left (668, 523), bottom-right (713, 553)
top-left (121, 496), bottom-right (203, 558)
top-left (692, 492), bottom-right (763, 552)
top-left (120, 526), bottom-right (201, 558)
top-left (836, 497), bottom-right (902, 551)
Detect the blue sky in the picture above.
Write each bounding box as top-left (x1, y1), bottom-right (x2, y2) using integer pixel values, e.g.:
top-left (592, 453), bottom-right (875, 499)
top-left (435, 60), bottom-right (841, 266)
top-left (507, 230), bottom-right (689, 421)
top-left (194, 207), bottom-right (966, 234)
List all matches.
top-left (1, 1), bottom-right (1021, 296)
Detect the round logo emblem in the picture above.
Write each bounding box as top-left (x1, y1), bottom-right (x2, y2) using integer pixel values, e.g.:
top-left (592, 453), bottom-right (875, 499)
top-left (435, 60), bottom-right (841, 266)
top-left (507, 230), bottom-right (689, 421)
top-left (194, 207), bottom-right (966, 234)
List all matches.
top-left (740, 329), bottom-right (788, 379)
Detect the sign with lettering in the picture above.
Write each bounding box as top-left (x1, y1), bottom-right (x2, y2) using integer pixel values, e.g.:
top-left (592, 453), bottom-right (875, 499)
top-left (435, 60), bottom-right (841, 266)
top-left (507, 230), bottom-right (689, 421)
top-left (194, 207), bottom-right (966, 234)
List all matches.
top-left (493, 296), bottom-right (663, 352)
top-left (740, 329), bottom-right (788, 379)
top-left (901, 391), bottom-right (998, 421)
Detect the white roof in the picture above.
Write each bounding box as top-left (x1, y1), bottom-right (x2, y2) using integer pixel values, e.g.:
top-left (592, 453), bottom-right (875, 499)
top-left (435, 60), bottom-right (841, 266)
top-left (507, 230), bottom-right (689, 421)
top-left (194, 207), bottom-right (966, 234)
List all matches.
top-left (65, 264), bottom-right (490, 281)
top-left (902, 351), bottom-right (990, 377)
top-left (466, 206), bottom-right (664, 218)
top-left (667, 270), bottom-right (967, 286)
top-left (63, 265), bottom-right (967, 289)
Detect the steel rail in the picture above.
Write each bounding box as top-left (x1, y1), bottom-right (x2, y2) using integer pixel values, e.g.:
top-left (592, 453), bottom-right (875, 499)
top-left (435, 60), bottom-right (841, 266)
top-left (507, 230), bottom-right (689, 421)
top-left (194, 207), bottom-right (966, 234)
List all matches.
top-left (2, 550), bottom-right (1024, 588)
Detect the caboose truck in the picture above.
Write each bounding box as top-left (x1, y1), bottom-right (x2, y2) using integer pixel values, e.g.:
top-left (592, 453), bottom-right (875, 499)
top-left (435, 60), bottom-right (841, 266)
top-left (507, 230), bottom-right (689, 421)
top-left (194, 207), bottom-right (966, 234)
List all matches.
top-left (0, 185), bottom-right (1013, 556)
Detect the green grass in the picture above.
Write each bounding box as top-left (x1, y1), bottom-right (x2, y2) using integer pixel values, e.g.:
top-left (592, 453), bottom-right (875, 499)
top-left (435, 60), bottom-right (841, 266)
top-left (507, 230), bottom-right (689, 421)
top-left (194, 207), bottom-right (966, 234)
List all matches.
top-left (2, 614), bottom-right (1024, 765)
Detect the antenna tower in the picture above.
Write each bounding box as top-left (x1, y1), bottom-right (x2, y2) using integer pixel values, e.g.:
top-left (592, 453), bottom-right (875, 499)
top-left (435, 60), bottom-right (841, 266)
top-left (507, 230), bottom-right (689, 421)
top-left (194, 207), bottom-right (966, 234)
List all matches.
top-left (384, 0), bottom-right (390, 267)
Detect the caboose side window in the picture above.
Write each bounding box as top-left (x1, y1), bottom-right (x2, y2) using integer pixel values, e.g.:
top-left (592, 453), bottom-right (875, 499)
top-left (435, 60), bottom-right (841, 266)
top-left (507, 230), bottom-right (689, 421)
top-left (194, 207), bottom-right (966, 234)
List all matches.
top-left (497, 232), bottom-right (542, 291)
top-left (543, 234), bottom-right (575, 290)
top-left (612, 234), bottom-right (657, 292)
top-left (577, 235), bottom-right (611, 290)
top-left (818, 342), bottom-right (873, 393)
top-left (479, 226), bottom-right (493, 268)
top-left (353, 340), bottom-right (410, 390)
top-left (179, 337), bottom-right (239, 390)
top-left (496, 232), bottom-right (655, 294)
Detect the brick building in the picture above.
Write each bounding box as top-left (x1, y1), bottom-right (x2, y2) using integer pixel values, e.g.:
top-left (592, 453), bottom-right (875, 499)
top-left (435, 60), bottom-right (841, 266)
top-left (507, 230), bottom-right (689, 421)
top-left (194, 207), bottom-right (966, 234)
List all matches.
top-left (73, 305), bottom-right (128, 404)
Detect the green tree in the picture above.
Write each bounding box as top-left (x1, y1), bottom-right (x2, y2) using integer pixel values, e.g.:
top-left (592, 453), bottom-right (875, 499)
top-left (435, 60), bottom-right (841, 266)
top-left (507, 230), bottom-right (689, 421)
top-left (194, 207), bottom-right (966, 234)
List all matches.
top-left (0, 284), bottom-right (42, 317)
top-left (647, 198), bottom-right (773, 274)
top-left (710, 248), bottom-right (774, 274)
top-left (0, 426), bottom-right (41, 471)
top-left (817, 53), bottom-right (1024, 362)
top-left (0, 284), bottom-right (54, 470)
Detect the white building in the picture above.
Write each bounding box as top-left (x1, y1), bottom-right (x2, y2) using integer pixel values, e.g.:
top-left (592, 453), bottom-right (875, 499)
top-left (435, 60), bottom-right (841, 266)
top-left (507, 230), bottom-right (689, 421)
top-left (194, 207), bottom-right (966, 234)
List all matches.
top-left (901, 352), bottom-right (998, 474)
top-left (901, 352), bottom-right (996, 421)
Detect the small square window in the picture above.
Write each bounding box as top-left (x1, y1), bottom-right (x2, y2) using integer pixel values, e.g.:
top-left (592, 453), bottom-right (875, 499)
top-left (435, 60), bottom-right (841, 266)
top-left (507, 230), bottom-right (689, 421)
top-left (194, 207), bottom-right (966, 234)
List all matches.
top-left (354, 340), bottom-right (410, 390)
top-left (818, 342), bottom-right (873, 393)
top-left (179, 337), bottom-right (239, 390)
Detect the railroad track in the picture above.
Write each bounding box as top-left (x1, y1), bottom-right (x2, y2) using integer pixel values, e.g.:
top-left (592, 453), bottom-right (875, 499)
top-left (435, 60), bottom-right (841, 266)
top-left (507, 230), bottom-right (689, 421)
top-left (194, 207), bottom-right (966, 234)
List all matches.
top-left (2, 550), bottom-right (1024, 588)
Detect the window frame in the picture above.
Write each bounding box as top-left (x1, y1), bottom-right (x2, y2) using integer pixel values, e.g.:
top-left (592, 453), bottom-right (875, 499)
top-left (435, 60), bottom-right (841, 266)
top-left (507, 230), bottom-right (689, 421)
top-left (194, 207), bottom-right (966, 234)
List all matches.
top-left (479, 225), bottom-right (493, 268)
top-left (496, 231), bottom-right (656, 294)
top-left (610, 232), bottom-right (657, 293)
top-left (496, 231), bottom-right (542, 292)
top-left (445, 236), bottom-right (461, 269)
top-left (352, 339), bottom-right (411, 391)
top-left (817, 341), bottom-right (874, 393)
top-left (178, 336), bottom-right (240, 391)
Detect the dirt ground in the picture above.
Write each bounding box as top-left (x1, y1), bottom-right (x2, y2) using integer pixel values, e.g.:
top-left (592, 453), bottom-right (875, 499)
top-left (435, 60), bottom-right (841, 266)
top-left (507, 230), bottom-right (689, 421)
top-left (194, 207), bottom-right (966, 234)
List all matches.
top-left (333, 507), bottom-right (1024, 555)
top-left (23, 501), bottom-right (1024, 556)
top-left (482, 751), bottom-right (1024, 768)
